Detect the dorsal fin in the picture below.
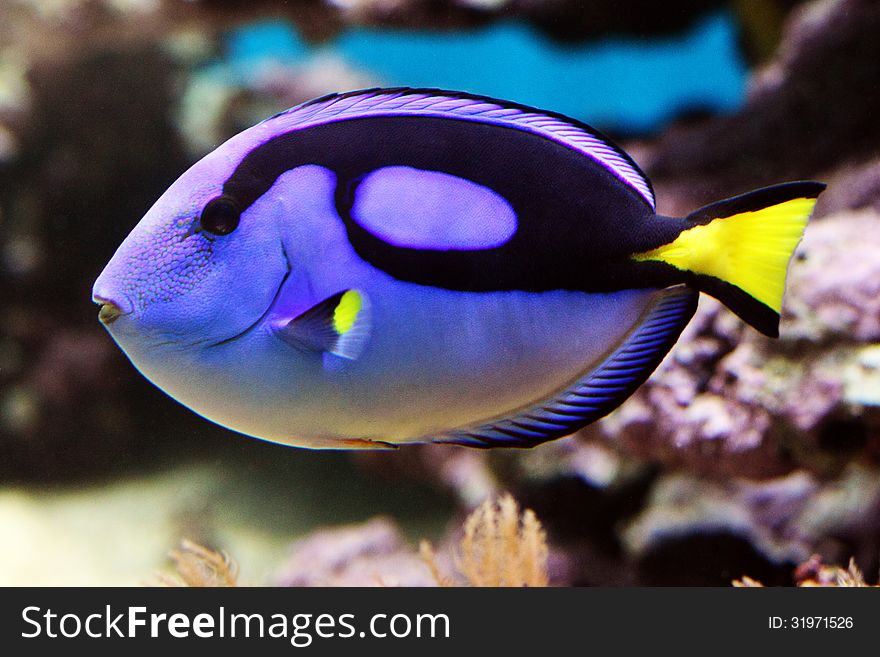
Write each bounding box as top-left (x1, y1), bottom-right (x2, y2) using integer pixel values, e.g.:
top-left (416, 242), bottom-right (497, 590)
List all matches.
top-left (263, 88), bottom-right (655, 209)
top-left (430, 285), bottom-right (697, 448)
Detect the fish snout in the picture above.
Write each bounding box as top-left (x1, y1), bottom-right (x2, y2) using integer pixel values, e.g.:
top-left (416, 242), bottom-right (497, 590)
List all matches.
top-left (98, 301), bottom-right (122, 325)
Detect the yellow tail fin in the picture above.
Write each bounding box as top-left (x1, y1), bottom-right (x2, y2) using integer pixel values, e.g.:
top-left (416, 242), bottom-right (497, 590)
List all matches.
top-left (633, 182), bottom-right (825, 336)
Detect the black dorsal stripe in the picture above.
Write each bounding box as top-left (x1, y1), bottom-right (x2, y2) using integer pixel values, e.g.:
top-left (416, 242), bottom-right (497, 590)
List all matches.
top-left (266, 86), bottom-right (656, 207)
top-left (221, 114), bottom-right (677, 293)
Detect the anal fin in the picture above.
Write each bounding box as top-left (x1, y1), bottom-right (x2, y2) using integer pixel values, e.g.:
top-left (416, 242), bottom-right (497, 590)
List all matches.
top-left (433, 285), bottom-right (698, 448)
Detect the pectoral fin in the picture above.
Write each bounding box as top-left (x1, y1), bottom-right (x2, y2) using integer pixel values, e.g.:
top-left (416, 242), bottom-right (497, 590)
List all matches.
top-left (273, 290), bottom-right (371, 360)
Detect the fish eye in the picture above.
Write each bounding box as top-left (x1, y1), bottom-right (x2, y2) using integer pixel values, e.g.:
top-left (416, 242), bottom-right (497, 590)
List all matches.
top-left (200, 196), bottom-right (241, 236)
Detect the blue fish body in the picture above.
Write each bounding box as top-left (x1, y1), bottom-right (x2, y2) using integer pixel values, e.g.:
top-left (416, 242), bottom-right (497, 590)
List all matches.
top-left (93, 89), bottom-right (824, 449)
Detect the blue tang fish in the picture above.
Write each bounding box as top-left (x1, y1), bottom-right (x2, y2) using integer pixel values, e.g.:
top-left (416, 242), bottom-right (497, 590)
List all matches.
top-left (93, 88), bottom-right (824, 449)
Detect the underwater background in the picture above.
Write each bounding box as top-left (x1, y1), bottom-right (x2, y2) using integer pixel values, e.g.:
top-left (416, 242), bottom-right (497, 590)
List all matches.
top-left (1, 0), bottom-right (879, 586)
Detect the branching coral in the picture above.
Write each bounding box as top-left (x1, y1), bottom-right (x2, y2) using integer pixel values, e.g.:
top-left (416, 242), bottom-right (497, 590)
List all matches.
top-left (158, 539), bottom-right (238, 587)
top-left (733, 555), bottom-right (876, 587)
top-left (422, 493), bottom-right (549, 587)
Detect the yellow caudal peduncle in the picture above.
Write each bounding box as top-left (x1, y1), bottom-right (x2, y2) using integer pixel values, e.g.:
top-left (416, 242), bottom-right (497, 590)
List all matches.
top-left (632, 197), bottom-right (817, 313)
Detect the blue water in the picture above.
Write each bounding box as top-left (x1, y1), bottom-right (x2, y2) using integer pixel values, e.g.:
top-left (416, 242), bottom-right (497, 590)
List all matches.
top-left (221, 13), bottom-right (747, 134)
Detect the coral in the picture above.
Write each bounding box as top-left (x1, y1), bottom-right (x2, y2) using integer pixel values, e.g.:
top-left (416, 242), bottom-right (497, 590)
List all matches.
top-left (794, 556), bottom-right (873, 587)
top-left (158, 539), bottom-right (239, 587)
top-left (734, 555), bottom-right (877, 586)
top-left (185, 0), bottom-right (880, 586)
top-left (422, 494), bottom-right (550, 587)
top-left (732, 576), bottom-right (765, 587)
top-left (271, 495), bottom-right (551, 587)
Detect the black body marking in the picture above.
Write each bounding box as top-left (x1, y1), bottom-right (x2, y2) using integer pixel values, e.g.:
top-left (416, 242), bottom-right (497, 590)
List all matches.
top-left (222, 114), bottom-right (687, 293)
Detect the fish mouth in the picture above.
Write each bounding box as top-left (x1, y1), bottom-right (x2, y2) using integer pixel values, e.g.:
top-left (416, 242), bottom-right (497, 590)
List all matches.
top-left (93, 295), bottom-right (131, 325)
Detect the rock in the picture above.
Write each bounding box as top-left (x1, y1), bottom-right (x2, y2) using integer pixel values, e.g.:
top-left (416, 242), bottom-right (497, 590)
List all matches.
top-left (178, 52), bottom-right (378, 157)
top-left (0, 0), bottom-right (773, 62)
top-left (784, 209), bottom-right (880, 342)
top-left (0, 1), bottom-right (379, 479)
top-left (579, 208), bottom-right (880, 480)
top-left (274, 517), bottom-right (436, 586)
top-left (818, 157), bottom-right (880, 215)
top-left (0, 41), bottom-right (197, 480)
top-left (645, 0), bottom-right (880, 211)
top-left (1, 0), bottom-right (878, 589)
top-left (622, 463), bottom-right (880, 581)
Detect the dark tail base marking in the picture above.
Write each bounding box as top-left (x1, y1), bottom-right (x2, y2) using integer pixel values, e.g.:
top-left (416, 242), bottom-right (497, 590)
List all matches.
top-left (692, 275), bottom-right (780, 338)
top-left (686, 181), bottom-right (826, 224)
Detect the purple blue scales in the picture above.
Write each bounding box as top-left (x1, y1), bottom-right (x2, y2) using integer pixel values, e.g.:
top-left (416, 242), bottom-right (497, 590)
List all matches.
top-left (93, 88), bottom-right (824, 449)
